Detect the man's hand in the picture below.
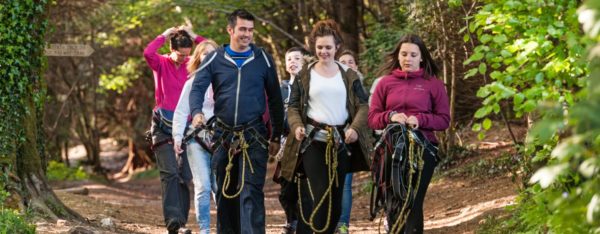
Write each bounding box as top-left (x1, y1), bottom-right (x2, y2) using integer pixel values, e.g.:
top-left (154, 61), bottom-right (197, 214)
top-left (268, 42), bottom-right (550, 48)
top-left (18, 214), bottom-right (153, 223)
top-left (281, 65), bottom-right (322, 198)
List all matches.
top-left (391, 112), bottom-right (408, 124)
top-left (295, 127), bottom-right (306, 141)
top-left (344, 128), bottom-right (358, 144)
top-left (192, 113), bottom-right (205, 128)
top-left (162, 27), bottom-right (178, 38)
top-left (406, 115), bottom-right (419, 129)
top-left (268, 141), bottom-right (281, 156)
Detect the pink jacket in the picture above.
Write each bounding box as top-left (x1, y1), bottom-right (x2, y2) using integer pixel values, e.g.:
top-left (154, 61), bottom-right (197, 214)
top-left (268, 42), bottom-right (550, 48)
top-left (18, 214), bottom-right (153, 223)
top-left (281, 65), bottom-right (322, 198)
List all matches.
top-left (143, 35), bottom-right (204, 111)
top-left (368, 68), bottom-right (450, 143)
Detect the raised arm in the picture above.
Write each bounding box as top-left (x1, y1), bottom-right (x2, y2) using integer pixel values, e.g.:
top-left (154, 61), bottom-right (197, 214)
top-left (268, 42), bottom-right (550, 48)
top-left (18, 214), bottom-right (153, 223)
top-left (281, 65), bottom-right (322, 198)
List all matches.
top-left (180, 24), bottom-right (206, 44)
top-left (143, 27), bottom-right (176, 70)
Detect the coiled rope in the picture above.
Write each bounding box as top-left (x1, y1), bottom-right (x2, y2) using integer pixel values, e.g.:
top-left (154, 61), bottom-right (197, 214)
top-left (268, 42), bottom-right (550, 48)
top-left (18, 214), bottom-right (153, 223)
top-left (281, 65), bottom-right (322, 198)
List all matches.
top-left (369, 124), bottom-right (427, 233)
top-left (221, 131), bottom-right (255, 199)
top-left (298, 126), bottom-right (339, 233)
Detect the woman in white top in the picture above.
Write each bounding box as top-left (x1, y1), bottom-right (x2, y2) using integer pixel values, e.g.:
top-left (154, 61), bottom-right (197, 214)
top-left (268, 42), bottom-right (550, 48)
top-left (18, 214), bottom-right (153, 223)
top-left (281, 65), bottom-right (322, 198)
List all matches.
top-left (172, 39), bottom-right (218, 234)
top-left (282, 20), bottom-right (371, 234)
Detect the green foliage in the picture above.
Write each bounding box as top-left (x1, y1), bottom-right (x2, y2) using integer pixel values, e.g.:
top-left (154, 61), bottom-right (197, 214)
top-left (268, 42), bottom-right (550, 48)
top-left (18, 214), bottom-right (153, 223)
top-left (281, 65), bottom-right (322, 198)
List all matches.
top-left (0, 205), bottom-right (36, 233)
top-left (0, 0), bottom-right (48, 160)
top-left (0, 180), bottom-right (35, 233)
top-left (479, 1), bottom-right (600, 232)
top-left (99, 58), bottom-right (143, 93)
top-left (466, 0), bottom-right (588, 137)
top-left (46, 161), bottom-right (89, 181)
top-left (439, 152), bottom-right (514, 178)
top-left (360, 7), bottom-right (410, 87)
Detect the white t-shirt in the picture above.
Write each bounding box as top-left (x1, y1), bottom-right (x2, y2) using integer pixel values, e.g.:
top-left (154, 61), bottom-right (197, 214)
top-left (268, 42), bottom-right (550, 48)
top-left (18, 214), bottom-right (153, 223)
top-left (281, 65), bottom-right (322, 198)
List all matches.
top-left (307, 69), bottom-right (348, 125)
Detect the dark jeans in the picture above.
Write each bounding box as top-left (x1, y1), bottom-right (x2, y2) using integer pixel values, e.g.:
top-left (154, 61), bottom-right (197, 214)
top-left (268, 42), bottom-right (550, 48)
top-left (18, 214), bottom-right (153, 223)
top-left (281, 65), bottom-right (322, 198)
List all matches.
top-left (296, 141), bottom-right (350, 234)
top-left (387, 146), bottom-right (438, 234)
top-left (278, 178), bottom-right (298, 224)
top-left (151, 118), bottom-right (192, 231)
top-left (212, 121), bottom-right (269, 234)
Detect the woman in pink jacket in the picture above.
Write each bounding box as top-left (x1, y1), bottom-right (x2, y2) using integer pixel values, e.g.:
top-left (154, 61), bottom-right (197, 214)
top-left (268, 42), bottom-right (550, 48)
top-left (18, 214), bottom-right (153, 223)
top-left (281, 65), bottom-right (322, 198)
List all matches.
top-left (368, 34), bottom-right (450, 233)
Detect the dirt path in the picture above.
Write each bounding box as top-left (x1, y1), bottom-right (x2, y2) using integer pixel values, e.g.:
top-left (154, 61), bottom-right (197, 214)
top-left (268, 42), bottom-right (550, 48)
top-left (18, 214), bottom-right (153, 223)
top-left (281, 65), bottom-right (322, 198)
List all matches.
top-left (37, 148), bottom-right (518, 233)
top-left (35, 124), bottom-right (524, 233)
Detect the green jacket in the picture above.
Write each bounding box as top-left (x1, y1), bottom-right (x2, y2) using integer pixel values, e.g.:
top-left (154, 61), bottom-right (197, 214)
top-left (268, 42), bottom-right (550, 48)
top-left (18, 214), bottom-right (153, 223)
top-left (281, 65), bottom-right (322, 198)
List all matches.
top-left (280, 61), bottom-right (372, 181)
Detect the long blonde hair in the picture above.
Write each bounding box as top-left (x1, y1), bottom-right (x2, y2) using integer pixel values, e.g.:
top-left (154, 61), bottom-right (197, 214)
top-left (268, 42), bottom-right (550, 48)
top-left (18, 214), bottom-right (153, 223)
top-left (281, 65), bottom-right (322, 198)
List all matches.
top-left (187, 39), bottom-right (219, 75)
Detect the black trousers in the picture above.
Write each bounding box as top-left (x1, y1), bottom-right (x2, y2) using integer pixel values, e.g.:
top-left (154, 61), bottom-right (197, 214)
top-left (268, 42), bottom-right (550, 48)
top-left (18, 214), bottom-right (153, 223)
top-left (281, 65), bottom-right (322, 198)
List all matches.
top-left (212, 121), bottom-right (269, 234)
top-left (279, 178), bottom-right (298, 224)
top-left (296, 141), bottom-right (350, 234)
top-left (387, 146), bottom-right (438, 234)
top-left (151, 118), bottom-right (192, 231)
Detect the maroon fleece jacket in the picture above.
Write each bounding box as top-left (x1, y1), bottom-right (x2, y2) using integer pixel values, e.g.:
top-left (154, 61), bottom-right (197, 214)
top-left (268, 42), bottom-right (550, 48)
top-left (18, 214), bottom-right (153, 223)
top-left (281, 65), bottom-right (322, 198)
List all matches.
top-left (368, 68), bottom-right (450, 143)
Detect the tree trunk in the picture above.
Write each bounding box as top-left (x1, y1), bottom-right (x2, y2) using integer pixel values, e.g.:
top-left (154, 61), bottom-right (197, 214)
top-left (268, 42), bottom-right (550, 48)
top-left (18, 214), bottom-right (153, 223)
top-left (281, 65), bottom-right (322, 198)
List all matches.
top-left (448, 53), bottom-right (457, 148)
top-left (62, 141), bottom-right (70, 167)
top-left (114, 137), bottom-right (153, 179)
top-left (333, 0), bottom-right (360, 53)
top-left (0, 0), bottom-right (83, 222)
top-left (4, 91), bottom-right (83, 221)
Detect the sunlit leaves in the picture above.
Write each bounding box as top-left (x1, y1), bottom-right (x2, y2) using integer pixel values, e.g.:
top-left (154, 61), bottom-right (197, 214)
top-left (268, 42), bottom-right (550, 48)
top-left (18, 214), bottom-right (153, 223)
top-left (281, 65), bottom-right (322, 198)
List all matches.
top-left (502, 1), bottom-right (600, 231)
top-left (99, 58), bottom-right (142, 94)
top-left (529, 163), bottom-right (568, 188)
top-left (466, 0), bottom-right (587, 145)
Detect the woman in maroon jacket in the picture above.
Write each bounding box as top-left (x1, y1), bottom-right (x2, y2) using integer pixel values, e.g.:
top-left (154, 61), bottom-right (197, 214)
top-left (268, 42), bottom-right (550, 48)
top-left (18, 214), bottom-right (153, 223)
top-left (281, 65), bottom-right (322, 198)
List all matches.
top-left (368, 34), bottom-right (450, 233)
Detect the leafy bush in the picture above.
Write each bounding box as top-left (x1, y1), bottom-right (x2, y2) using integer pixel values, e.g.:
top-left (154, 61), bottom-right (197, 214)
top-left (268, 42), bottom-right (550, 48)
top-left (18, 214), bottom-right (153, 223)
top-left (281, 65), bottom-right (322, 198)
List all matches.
top-left (478, 0), bottom-right (600, 232)
top-left (0, 187), bottom-right (35, 233)
top-left (46, 161), bottom-right (89, 181)
top-left (360, 7), bottom-right (410, 87)
top-left (0, 209), bottom-right (36, 234)
top-left (466, 0), bottom-right (588, 141)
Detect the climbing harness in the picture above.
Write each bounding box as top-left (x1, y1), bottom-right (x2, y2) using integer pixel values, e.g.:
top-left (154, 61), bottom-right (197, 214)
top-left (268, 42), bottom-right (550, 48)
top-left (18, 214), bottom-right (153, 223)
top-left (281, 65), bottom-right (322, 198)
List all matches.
top-left (181, 117), bottom-right (217, 153)
top-left (212, 117), bottom-right (269, 199)
top-left (368, 123), bottom-right (437, 233)
top-left (296, 119), bottom-right (348, 233)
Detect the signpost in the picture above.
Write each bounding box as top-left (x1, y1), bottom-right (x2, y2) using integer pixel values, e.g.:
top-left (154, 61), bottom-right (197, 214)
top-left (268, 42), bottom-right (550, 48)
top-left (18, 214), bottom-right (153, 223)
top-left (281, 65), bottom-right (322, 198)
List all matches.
top-left (44, 44), bottom-right (94, 57)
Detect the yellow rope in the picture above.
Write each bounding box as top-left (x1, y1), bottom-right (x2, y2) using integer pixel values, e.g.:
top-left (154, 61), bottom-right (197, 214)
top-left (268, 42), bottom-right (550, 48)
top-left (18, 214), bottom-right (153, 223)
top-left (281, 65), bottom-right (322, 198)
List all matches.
top-left (297, 126), bottom-right (339, 233)
top-left (222, 131), bottom-right (254, 199)
top-left (390, 132), bottom-right (425, 233)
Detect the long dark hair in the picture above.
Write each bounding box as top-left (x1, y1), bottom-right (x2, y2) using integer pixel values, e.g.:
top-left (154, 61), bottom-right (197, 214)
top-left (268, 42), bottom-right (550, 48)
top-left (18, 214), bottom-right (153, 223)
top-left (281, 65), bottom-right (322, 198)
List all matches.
top-left (375, 34), bottom-right (439, 78)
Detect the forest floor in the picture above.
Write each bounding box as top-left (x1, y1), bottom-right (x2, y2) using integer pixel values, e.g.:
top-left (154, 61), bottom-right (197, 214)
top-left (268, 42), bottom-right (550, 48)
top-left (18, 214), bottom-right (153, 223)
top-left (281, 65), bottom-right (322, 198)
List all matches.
top-left (35, 122), bottom-right (527, 234)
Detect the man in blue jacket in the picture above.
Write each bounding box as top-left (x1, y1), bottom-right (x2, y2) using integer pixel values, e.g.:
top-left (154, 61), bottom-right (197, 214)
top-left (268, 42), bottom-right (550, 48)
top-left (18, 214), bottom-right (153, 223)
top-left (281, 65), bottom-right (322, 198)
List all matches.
top-left (189, 9), bottom-right (284, 233)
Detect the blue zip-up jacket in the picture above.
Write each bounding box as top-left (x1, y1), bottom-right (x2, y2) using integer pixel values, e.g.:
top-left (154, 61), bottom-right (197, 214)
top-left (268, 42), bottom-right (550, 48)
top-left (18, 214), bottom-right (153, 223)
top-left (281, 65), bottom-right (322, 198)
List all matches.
top-left (189, 44), bottom-right (284, 141)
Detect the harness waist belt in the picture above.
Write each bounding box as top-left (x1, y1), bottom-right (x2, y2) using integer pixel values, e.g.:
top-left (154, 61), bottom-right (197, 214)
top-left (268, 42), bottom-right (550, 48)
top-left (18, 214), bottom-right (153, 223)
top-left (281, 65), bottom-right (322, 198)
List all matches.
top-left (216, 117), bottom-right (262, 131)
top-left (305, 124), bottom-right (340, 143)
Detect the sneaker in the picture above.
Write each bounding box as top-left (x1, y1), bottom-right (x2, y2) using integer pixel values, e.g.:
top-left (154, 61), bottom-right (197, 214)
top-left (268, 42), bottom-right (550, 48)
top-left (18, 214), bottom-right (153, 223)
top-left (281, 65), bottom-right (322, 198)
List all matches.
top-left (281, 222), bottom-right (296, 234)
top-left (178, 227), bottom-right (192, 234)
top-left (336, 223), bottom-right (349, 234)
top-left (383, 218), bottom-right (389, 233)
top-left (166, 219), bottom-right (181, 234)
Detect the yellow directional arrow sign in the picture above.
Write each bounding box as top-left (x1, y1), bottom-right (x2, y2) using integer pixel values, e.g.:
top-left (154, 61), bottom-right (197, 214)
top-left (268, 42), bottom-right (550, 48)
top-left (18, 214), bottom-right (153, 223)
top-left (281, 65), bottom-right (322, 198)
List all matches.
top-left (44, 44), bottom-right (94, 57)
